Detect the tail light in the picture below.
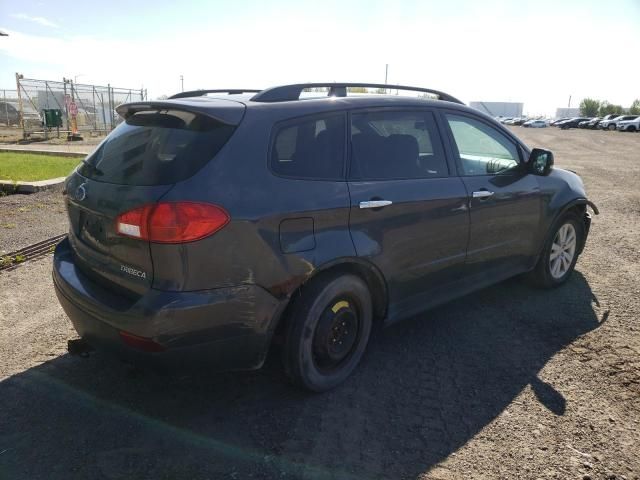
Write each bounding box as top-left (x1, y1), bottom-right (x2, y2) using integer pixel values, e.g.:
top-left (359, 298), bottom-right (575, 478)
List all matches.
top-left (119, 331), bottom-right (166, 352)
top-left (116, 202), bottom-right (229, 243)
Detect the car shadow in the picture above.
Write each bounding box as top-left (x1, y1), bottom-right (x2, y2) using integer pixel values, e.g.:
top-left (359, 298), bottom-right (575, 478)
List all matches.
top-left (0, 271), bottom-right (606, 480)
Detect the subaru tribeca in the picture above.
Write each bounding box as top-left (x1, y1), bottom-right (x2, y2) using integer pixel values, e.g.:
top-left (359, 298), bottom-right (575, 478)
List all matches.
top-left (53, 83), bottom-right (598, 391)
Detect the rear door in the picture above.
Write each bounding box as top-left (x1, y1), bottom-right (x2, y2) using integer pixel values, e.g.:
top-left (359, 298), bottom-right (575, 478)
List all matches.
top-left (65, 106), bottom-right (239, 296)
top-left (347, 108), bottom-right (469, 316)
top-left (441, 111), bottom-right (541, 276)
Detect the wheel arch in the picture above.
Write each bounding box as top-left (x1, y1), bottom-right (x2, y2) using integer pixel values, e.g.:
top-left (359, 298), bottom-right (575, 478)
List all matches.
top-left (539, 198), bottom-right (598, 258)
top-left (270, 257), bottom-right (389, 342)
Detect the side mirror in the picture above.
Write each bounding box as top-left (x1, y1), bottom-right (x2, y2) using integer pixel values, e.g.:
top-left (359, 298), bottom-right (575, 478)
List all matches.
top-left (528, 148), bottom-right (554, 175)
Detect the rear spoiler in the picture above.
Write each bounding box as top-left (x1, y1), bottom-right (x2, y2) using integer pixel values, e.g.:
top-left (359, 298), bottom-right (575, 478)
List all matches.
top-left (116, 99), bottom-right (245, 126)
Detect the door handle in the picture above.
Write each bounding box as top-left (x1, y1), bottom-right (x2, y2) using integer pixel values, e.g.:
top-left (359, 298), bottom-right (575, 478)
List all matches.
top-left (472, 190), bottom-right (494, 199)
top-left (359, 200), bottom-right (393, 209)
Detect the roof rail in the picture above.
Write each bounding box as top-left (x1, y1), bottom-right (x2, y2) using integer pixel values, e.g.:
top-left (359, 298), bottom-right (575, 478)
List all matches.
top-left (250, 83), bottom-right (464, 104)
top-left (168, 89), bottom-right (261, 99)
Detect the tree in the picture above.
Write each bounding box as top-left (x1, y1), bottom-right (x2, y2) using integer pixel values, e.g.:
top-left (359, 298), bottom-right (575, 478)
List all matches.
top-left (598, 101), bottom-right (624, 116)
top-left (579, 98), bottom-right (600, 117)
top-left (156, 94), bottom-right (168, 100)
top-left (629, 99), bottom-right (640, 115)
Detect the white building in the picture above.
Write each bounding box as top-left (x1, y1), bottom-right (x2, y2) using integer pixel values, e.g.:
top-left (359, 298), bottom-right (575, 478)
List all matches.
top-left (469, 101), bottom-right (523, 117)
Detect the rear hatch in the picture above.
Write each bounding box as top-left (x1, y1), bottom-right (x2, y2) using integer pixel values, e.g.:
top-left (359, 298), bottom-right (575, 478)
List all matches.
top-left (64, 99), bottom-right (244, 297)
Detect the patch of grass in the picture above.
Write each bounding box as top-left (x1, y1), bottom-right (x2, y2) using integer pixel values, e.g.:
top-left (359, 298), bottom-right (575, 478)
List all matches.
top-left (0, 152), bottom-right (80, 182)
top-left (1, 223), bottom-right (16, 229)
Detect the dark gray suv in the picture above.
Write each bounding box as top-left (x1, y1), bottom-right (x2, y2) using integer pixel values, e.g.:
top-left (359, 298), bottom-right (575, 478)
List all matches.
top-left (53, 83), bottom-right (598, 391)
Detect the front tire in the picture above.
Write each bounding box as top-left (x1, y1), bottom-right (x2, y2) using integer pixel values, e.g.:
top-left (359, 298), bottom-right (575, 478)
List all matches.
top-left (608, 124), bottom-right (616, 131)
top-left (528, 213), bottom-right (584, 288)
top-left (283, 273), bottom-right (373, 392)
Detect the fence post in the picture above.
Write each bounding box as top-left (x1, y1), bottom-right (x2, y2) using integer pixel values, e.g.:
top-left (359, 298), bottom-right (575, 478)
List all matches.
top-left (3, 89), bottom-right (8, 126)
top-left (107, 84), bottom-right (113, 130)
top-left (92, 85), bottom-right (97, 133)
top-left (15, 73), bottom-right (26, 138)
top-left (63, 79), bottom-right (70, 132)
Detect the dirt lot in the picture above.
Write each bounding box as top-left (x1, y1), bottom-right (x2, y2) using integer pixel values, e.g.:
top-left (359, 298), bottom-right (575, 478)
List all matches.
top-left (0, 127), bottom-right (639, 480)
top-left (0, 126), bottom-right (105, 148)
top-left (0, 185), bottom-right (68, 255)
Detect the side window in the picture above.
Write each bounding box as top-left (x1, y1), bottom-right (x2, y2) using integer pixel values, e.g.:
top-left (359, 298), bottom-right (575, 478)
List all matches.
top-left (349, 111), bottom-right (448, 180)
top-left (445, 114), bottom-right (520, 176)
top-left (271, 114), bottom-right (345, 180)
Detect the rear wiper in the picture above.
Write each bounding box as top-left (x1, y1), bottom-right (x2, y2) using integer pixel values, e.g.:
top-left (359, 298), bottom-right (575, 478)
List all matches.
top-left (81, 159), bottom-right (103, 176)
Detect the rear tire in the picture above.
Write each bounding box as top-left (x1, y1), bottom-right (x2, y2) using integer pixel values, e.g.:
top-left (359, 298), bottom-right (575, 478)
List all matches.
top-left (527, 213), bottom-right (584, 289)
top-left (283, 273), bottom-right (373, 392)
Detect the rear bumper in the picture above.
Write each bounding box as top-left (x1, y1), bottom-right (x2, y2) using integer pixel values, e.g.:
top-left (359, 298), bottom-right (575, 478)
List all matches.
top-left (53, 238), bottom-right (283, 371)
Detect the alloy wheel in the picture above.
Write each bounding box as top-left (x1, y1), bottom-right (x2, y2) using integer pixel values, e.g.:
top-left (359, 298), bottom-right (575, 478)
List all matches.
top-left (549, 223), bottom-right (577, 279)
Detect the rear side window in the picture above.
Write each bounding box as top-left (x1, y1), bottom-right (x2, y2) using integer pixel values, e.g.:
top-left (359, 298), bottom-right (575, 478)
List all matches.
top-left (271, 114), bottom-right (345, 180)
top-left (78, 109), bottom-right (235, 185)
top-left (349, 110), bottom-right (448, 180)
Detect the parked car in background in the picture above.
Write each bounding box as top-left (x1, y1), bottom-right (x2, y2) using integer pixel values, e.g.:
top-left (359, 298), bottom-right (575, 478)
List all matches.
top-left (0, 100), bottom-right (42, 129)
top-left (556, 117), bottom-right (591, 130)
top-left (617, 116), bottom-right (640, 132)
top-left (550, 117), bottom-right (571, 126)
top-left (499, 117), bottom-right (514, 124)
top-left (583, 117), bottom-right (603, 129)
top-left (599, 115), bottom-right (638, 131)
top-left (523, 119), bottom-right (548, 128)
top-left (52, 82), bottom-right (597, 391)
top-left (578, 118), bottom-right (597, 128)
top-left (511, 118), bottom-right (529, 126)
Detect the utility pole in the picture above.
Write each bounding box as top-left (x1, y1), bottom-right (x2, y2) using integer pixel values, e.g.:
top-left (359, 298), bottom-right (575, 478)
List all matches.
top-left (384, 64), bottom-right (388, 84)
top-left (180, 75), bottom-right (184, 92)
top-left (568, 95), bottom-right (571, 108)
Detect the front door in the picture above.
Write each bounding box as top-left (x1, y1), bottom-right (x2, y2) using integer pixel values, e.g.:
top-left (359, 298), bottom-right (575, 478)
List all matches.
top-left (347, 109), bottom-right (469, 318)
top-left (442, 111), bottom-right (542, 276)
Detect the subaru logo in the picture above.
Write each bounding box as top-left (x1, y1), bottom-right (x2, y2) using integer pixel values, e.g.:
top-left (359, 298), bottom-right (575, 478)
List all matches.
top-left (75, 184), bottom-right (87, 201)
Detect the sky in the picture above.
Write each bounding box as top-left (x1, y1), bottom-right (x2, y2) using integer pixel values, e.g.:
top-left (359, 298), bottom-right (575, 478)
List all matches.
top-left (1, 0), bottom-right (639, 116)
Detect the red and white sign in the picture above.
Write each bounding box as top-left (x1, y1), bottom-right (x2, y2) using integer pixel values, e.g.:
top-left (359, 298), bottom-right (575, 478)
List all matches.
top-left (69, 101), bottom-right (78, 116)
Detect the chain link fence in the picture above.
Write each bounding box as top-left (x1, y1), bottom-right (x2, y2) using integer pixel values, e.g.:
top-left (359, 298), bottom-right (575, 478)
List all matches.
top-left (13, 74), bottom-right (147, 138)
top-left (0, 89), bottom-right (21, 127)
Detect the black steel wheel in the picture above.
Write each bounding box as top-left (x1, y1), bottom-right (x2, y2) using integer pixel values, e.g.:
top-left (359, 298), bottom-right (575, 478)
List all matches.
top-left (283, 273), bottom-right (373, 392)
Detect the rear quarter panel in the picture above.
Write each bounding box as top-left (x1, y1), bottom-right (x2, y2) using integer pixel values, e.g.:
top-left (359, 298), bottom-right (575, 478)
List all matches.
top-left (150, 107), bottom-right (356, 295)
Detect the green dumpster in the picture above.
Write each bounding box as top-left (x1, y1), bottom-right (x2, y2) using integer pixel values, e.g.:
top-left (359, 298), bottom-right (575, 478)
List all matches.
top-left (43, 109), bottom-right (63, 128)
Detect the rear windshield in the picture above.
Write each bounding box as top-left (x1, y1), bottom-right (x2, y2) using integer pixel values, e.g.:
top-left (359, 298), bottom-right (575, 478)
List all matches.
top-left (78, 109), bottom-right (235, 185)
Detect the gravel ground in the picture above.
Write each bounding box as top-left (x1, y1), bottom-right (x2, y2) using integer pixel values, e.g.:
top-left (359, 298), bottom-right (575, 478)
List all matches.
top-left (0, 185), bottom-right (68, 255)
top-left (0, 127), bottom-right (639, 480)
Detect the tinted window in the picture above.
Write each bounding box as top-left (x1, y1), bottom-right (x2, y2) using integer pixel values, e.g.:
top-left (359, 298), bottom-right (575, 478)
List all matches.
top-left (271, 114), bottom-right (345, 180)
top-left (445, 114), bottom-right (519, 176)
top-left (349, 111), bottom-right (448, 180)
top-left (78, 109), bottom-right (235, 185)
